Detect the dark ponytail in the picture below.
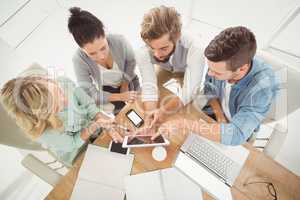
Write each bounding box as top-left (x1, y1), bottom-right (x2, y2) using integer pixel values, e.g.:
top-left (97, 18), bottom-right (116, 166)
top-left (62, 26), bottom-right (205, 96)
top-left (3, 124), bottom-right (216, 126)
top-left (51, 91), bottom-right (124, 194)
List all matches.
top-left (68, 7), bottom-right (105, 47)
top-left (69, 7), bottom-right (81, 16)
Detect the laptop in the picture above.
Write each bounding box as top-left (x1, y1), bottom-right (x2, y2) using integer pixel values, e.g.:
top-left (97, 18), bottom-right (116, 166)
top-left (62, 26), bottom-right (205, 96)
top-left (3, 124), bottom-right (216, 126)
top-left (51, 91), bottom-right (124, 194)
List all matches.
top-left (70, 144), bottom-right (134, 200)
top-left (174, 133), bottom-right (249, 200)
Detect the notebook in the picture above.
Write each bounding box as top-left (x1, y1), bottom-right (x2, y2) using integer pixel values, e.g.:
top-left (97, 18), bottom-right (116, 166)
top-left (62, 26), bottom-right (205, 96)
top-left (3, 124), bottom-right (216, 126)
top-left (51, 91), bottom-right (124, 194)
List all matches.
top-left (70, 144), bottom-right (134, 200)
top-left (125, 168), bottom-right (203, 200)
top-left (163, 78), bottom-right (183, 99)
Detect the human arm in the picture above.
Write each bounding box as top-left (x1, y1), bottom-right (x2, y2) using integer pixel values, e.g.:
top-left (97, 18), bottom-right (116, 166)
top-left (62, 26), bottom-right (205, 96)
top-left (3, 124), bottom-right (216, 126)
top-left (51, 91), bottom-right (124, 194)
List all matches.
top-left (73, 51), bottom-right (113, 105)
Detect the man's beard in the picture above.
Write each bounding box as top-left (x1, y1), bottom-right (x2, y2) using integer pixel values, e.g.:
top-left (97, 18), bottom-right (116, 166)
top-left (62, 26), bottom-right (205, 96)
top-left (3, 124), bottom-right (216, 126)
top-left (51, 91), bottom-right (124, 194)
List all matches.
top-left (153, 45), bottom-right (176, 63)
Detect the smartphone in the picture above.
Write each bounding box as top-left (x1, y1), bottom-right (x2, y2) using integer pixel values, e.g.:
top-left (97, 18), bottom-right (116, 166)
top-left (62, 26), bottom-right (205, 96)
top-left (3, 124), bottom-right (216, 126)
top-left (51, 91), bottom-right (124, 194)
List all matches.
top-left (125, 109), bottom-right (144, 128)
top-left (109, 141), bottom-right (130, 155)
top-left (122, 135), bottom-right (170, 148)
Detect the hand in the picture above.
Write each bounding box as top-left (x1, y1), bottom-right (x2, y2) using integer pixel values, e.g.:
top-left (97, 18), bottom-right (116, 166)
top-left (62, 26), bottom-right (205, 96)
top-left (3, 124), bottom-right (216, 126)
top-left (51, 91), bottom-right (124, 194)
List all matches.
top-left (120, 81), bottom-right (129, 93)
top-left (120, 91), bottom-right (138, 103)
top-left (216, 114), bottom-right (228, 123)
top-left (133, 125), bottom-right (156, 137)
top-left (146, 109), bottom-right (165, 129)
top-left (95, 117), bottom-right (115, 129)
top-left (131, 110), bottom-right (161, 138)
top-left (151, 120), bottom-right (182, 140)
top-left (108, 128), bottom-right (124, 143)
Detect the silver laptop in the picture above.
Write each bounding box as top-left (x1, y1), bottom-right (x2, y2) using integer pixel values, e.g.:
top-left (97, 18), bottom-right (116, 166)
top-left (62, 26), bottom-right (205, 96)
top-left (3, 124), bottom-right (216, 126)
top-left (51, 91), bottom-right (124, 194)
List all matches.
top-left (174, 133), bottom-right (249, 200)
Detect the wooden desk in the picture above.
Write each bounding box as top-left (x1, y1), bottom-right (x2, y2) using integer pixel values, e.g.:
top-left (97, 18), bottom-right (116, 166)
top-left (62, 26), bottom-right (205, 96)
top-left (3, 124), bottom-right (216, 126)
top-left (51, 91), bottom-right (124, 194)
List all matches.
top-left (46, 67), bottom-right (300, 200)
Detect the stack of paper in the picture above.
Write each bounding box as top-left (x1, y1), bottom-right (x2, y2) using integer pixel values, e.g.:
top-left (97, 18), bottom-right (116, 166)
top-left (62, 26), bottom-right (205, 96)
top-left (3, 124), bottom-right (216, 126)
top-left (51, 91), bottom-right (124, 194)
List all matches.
top-left (125, 168), bottom-right (203, 200)
top-left (71, 144), bottom-right (134, 200)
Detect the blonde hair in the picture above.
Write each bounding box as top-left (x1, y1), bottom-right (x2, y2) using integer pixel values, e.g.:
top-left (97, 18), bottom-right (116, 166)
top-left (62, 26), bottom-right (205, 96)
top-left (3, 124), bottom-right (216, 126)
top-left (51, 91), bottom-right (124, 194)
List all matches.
top-left (0, 76), bottom-right (63, 139)
top-left (141, 5), bottom-right (182, 42)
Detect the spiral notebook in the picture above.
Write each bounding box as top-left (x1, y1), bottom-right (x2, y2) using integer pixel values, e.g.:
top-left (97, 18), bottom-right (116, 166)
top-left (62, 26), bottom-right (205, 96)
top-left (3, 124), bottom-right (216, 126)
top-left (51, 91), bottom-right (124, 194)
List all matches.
top-left (71, 144), bottom-right (134, 200)
top-left (125, 167), bottom-right (203, 200)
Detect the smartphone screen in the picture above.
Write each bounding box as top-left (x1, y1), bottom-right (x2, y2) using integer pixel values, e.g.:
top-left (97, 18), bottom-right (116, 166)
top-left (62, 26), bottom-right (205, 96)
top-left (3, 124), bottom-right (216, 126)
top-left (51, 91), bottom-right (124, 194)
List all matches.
top-left (126, 110), bottom-right (143, 127)
top-left (128, 135), bottom-right (165, 145)
top-left (110, 141), bottom-right (128, 154)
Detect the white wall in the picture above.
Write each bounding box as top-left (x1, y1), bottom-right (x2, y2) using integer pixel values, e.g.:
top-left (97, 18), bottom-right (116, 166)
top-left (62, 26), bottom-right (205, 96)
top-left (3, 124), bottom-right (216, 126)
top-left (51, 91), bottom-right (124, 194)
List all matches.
top-left (272, 14), bottom-right (300, 57)
top-left (191, 0), bottom-right (299, 48)
top-left (0, 0), bottom-right (28, 26)
top-left (0, 38), bottom-right (31, 86)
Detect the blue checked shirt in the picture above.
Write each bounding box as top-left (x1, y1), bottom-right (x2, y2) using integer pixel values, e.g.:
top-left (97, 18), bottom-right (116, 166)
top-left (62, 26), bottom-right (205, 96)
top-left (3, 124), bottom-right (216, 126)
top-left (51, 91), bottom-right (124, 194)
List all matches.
top-left (204, 58), bottom-right (279, 145)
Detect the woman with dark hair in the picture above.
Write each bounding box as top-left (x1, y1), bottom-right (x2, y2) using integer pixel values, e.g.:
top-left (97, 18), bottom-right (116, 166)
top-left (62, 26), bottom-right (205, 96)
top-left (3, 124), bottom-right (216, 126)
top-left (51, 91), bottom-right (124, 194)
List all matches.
top-left (68, 7), bottom-right (140, 114)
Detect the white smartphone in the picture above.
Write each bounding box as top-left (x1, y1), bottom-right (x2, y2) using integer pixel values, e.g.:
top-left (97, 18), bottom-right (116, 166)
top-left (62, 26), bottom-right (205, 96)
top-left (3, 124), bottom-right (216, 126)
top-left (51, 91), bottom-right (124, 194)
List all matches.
top-left (122, 135), bottom-right (170, 148)
top-left (109, 141), bottom-right (130, 155)
top-left (126, 109), bottom-right (144, 128)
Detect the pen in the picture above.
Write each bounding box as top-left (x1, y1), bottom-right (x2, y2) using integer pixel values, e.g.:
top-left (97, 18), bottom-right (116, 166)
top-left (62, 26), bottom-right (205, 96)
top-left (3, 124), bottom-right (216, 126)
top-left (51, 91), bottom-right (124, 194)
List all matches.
top-left (113, 122), bottom-right (130, 132)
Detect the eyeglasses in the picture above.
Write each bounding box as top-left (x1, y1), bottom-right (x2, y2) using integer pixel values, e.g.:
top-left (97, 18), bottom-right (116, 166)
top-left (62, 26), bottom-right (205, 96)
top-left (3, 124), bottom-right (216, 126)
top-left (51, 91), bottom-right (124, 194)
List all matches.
top-left (243, 179), bottom-right (277, 200)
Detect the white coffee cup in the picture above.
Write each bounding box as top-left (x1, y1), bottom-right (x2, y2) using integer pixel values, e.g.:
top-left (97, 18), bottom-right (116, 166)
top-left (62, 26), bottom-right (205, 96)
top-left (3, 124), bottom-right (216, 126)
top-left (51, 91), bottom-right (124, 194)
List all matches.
top-left (152, 146), bottom-right (167, 162)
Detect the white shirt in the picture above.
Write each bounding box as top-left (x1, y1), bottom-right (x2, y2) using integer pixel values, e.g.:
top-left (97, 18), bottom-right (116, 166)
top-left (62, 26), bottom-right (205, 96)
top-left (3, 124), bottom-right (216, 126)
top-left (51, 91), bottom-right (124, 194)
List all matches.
top-left (98, 62), bottom-right (123, 88)
top-left (221, 82), bottom-right (233, 121)
top-left (136, 33), bottom-right (207, 106)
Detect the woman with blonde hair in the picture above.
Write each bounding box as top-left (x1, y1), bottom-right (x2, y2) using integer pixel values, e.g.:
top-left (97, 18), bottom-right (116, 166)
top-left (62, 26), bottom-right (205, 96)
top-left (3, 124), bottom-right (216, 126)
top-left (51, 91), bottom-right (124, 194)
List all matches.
top-left (0, 75), bottom-right (124, 166)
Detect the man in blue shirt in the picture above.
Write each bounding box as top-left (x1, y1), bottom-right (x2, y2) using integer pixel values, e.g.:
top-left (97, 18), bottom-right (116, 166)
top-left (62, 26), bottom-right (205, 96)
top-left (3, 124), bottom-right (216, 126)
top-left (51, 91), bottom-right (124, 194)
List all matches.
top-left (154, 26), bottom-right (279, 146)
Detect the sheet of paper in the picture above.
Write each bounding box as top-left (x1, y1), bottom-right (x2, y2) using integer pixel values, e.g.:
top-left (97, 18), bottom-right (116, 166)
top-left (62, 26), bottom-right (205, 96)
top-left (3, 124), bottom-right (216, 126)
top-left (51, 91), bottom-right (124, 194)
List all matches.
top-left (163, 78), bottom-right (183, 99)
top-left (125, 168), bottom-right (203, 200)
top-left (70, 144), bottom-right (134, 200)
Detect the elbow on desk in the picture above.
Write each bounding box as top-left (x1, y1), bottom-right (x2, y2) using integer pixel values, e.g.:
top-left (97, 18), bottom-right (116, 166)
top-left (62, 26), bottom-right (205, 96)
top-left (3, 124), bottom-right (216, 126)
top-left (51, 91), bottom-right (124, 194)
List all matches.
top-left (220, 123), bottom-right (251, 146)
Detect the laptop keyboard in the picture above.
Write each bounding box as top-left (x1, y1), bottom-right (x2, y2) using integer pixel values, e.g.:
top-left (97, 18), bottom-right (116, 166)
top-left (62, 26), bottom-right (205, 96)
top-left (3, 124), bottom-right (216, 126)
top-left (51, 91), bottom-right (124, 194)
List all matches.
top-left (187, 138), bottom-right (236, 182)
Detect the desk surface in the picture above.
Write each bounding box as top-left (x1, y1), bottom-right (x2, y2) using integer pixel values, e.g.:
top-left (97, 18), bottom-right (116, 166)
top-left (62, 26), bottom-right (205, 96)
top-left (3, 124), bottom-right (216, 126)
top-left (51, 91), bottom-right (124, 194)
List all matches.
top-left (45, 68), bottom-right (300, 200)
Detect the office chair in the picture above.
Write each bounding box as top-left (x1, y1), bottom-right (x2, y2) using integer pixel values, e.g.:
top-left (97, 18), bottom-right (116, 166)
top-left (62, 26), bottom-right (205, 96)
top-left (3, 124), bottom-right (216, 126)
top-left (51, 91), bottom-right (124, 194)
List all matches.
top-left (256, 50), bottom-right (287, 122)
top-left (0, 103), bottom-right (63, 187)
top-left (247, 50), bottom-right (287, 144)
top-left (254, 123), bottom-right (287, 159)
top-left (0, 63), bottom-right (65, 187)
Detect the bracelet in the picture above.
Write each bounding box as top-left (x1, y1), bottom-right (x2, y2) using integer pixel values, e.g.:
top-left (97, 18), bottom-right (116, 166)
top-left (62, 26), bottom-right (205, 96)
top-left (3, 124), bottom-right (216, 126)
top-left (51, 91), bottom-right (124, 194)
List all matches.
top-left (86, 122), bottom-right (101, 136)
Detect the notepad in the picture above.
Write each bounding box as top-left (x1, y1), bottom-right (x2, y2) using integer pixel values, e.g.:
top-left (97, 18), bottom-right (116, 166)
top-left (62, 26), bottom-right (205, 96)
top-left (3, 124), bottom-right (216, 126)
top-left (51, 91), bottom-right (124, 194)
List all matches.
top-left (125, 168), bottom-right (203, 200)
top-left (70, 144), bottom-right (134, 200)
top-left (163, 78), bottom-right (183, 100)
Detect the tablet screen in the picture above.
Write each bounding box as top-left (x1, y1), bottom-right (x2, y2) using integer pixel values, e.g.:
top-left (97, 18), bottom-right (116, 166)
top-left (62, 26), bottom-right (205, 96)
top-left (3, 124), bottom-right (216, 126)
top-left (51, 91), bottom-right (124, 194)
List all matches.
top-left (128, 135), bottom-right (165, 145)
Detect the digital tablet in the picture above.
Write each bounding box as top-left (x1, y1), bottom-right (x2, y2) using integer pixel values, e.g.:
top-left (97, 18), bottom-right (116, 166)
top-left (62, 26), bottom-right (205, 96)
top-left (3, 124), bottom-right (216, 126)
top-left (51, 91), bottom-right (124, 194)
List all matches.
top-left (125, 109), bottom-right (144, 128)
top-left (122, 135), bottom-right (170, 148)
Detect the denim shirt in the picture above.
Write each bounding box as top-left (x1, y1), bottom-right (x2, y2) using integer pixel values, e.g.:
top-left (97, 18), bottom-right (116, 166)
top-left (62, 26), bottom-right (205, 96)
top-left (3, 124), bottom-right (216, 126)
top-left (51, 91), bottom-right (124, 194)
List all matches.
top-left (37, 77), bottom-right (101, 166)
top-left (204, 58), bottom-right (279, 146)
